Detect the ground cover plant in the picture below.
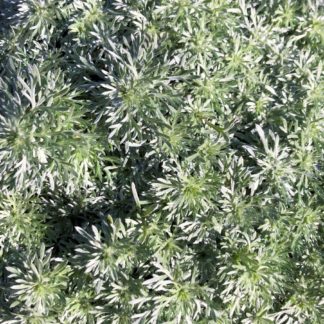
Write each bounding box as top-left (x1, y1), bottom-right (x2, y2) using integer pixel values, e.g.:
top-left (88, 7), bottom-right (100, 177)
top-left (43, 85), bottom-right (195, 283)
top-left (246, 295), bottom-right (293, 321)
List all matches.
top-left (0, 0), bottom-right (323, 322)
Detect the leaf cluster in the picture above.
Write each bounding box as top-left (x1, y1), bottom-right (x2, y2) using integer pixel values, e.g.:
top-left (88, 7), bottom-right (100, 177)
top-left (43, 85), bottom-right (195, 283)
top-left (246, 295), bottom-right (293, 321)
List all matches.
top-left (0, 0), bottom-right (323, 323)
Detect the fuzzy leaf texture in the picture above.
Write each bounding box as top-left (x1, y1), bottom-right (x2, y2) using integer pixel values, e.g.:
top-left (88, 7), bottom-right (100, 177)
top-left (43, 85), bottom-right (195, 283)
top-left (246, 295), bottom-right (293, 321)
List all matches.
top-left (0, 0), bottom-right (323, 323)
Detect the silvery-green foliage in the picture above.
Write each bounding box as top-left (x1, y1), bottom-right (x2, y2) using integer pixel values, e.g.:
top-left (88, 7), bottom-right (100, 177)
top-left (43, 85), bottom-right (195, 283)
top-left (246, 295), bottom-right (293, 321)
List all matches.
top-left (6, 244), bottom-right (70, 317)
top-left (0, 0), bottom-right (323, 322)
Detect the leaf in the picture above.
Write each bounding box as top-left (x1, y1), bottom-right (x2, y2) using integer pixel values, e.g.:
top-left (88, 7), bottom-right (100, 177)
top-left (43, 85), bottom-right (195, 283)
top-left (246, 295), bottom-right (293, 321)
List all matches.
top-left (131, 182), bottom-right (141, 208)
top-left (255, 124), bottom-right (268, 151)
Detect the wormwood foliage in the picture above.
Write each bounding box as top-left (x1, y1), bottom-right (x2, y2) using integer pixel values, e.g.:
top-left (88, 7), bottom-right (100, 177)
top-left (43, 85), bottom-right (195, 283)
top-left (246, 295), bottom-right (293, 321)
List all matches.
top-left (0, 0), bottom-right (323, 323)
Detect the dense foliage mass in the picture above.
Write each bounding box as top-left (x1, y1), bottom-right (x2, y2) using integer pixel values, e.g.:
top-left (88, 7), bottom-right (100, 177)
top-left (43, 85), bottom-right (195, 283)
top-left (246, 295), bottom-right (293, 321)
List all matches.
top-left (0, 0), bottom-right (323, 322)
